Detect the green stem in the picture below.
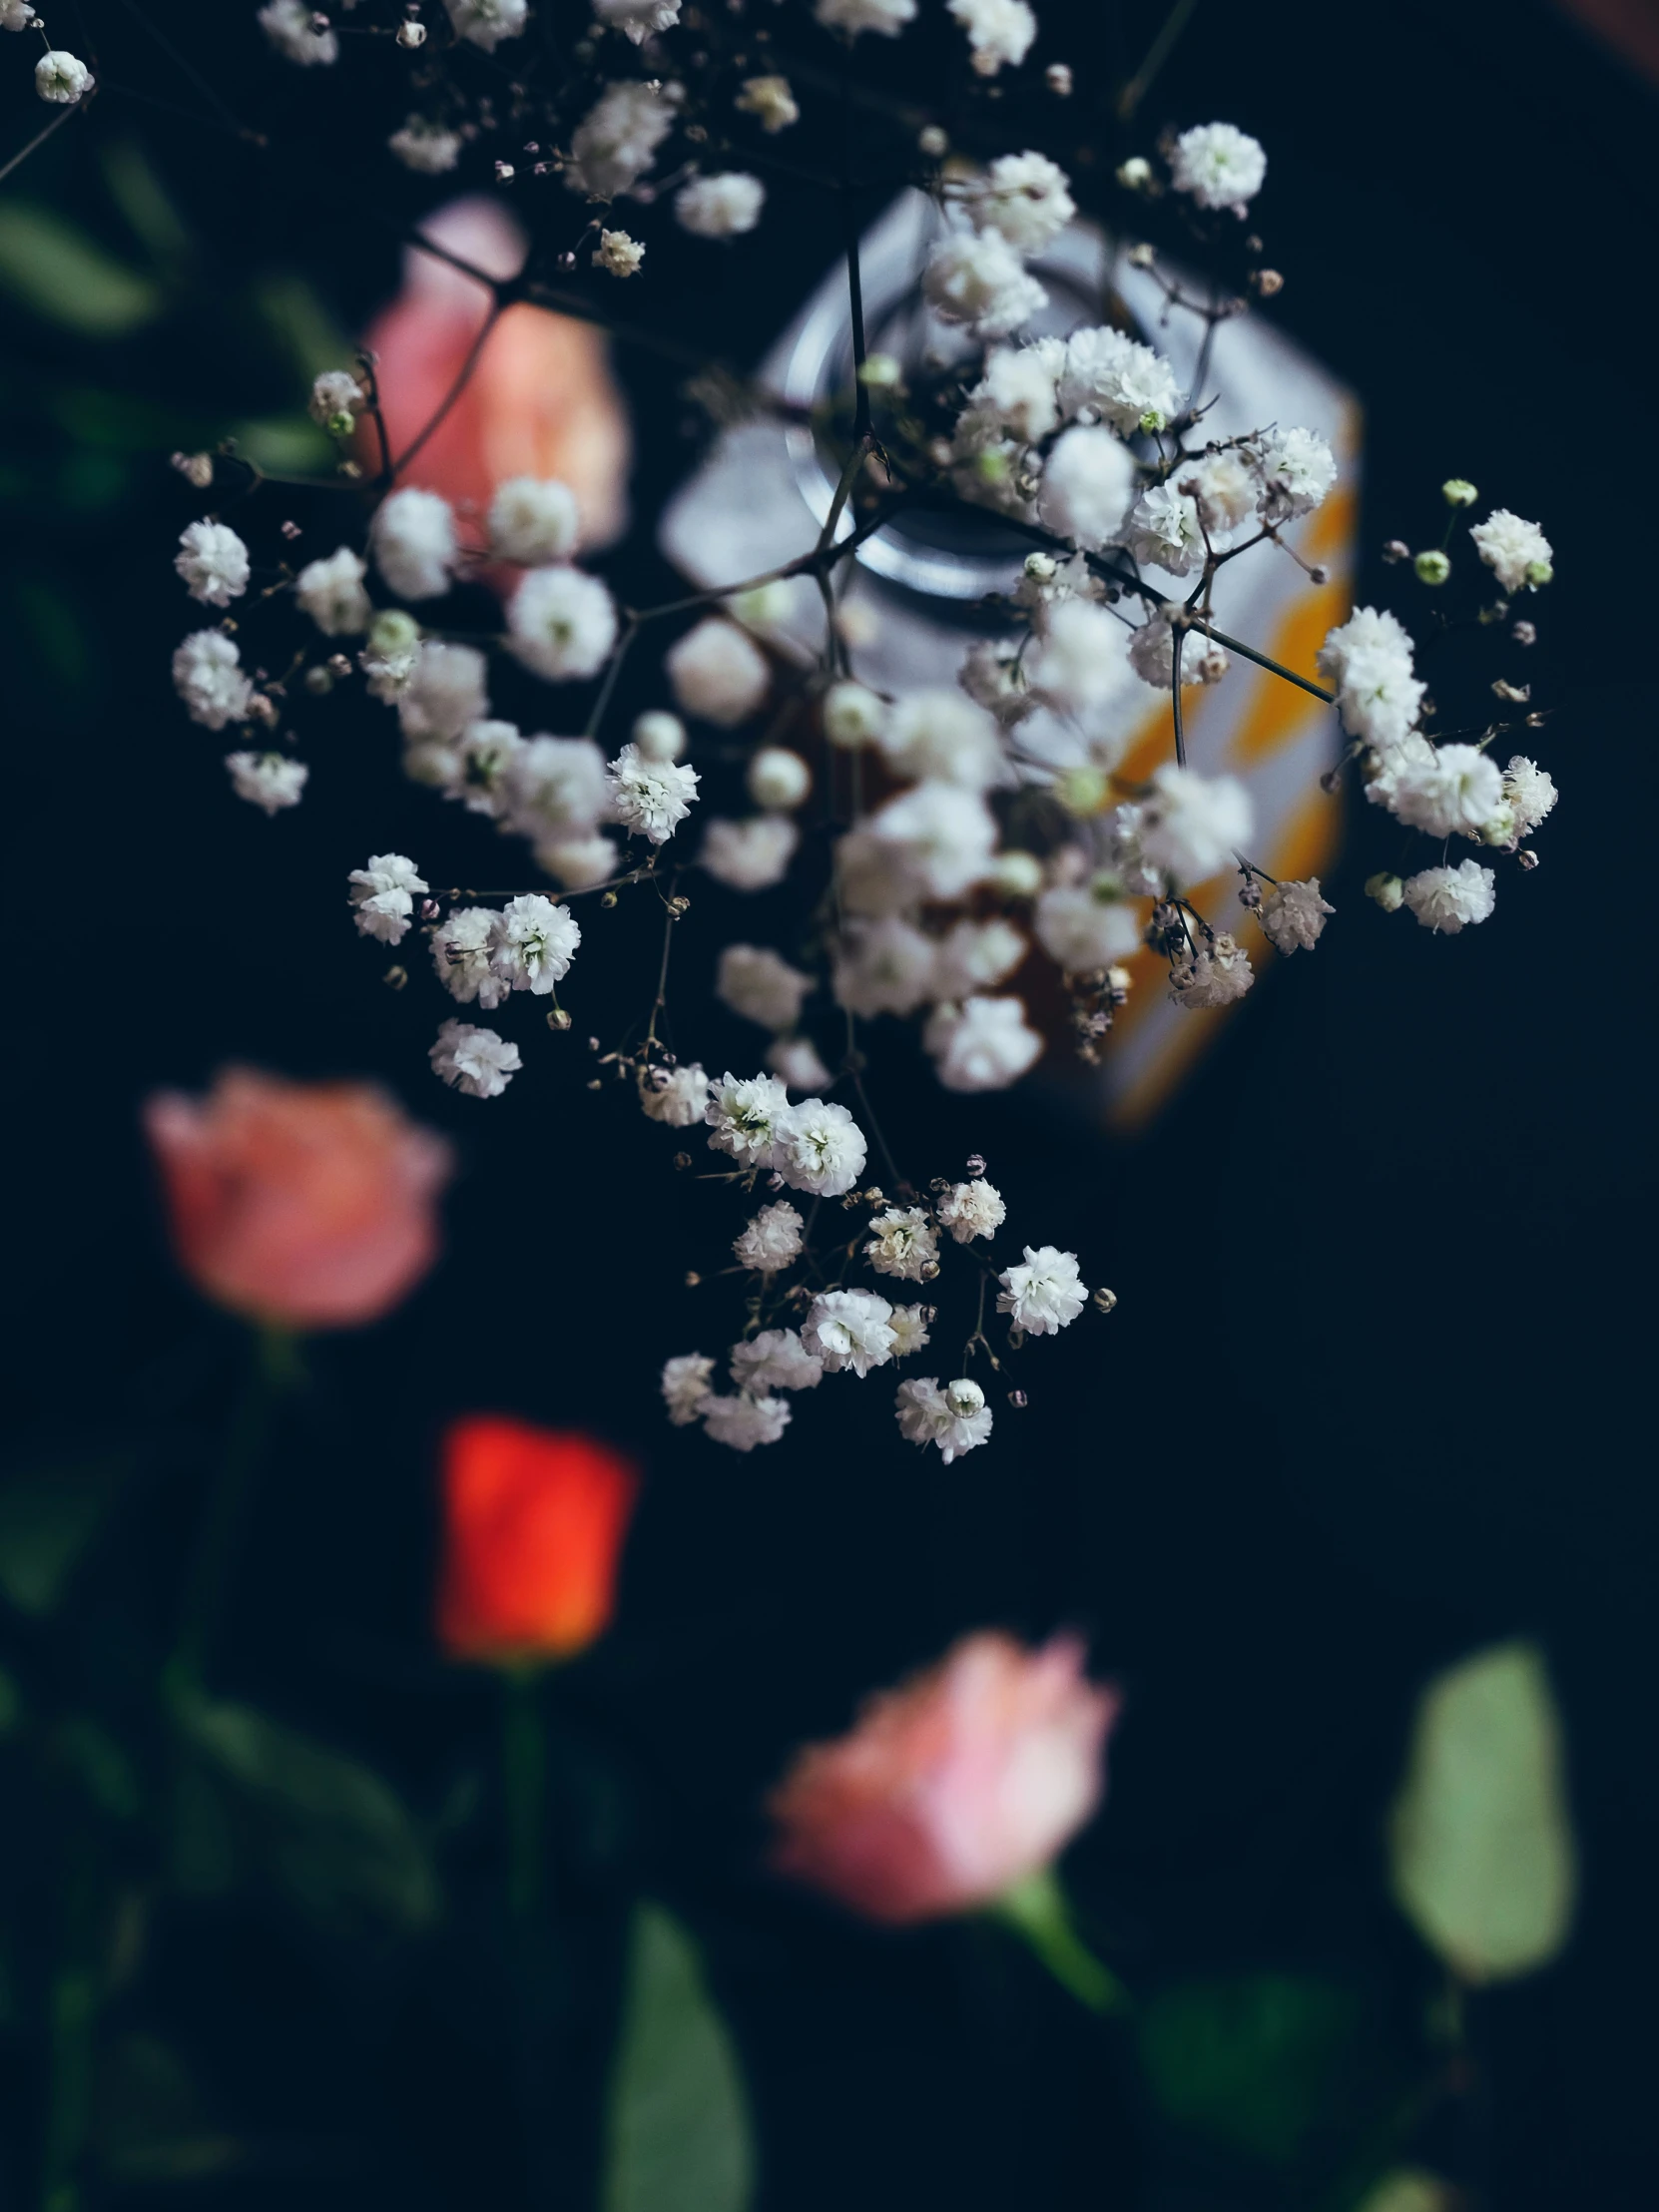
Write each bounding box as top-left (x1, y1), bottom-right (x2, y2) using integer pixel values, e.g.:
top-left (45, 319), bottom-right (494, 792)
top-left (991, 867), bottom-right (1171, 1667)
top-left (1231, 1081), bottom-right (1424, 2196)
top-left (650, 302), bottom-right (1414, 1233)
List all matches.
top-left (502, 1667), bottom-right (546, 1928)
top-left (165, 1324), bottom-right (297, 1710)
top-left (993, 1868), bottom-right (1131, 2016)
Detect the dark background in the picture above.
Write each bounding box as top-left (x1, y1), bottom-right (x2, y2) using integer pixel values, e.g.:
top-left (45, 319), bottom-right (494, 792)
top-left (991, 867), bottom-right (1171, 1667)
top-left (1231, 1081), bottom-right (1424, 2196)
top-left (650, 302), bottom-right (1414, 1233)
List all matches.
top-left (3, 1), bottom-right (1654, 2206)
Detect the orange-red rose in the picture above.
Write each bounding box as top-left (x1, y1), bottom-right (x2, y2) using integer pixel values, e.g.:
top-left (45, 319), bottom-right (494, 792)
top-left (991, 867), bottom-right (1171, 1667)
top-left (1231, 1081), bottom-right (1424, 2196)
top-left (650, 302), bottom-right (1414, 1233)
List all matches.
top-left (144, 1069), bottom-right (452, 1331)
top-left (437, 1416), bottom-right (640, 1666)
top-left (362, 197), bottom-right (630, 559)
top-left (769, 1632), bottom-right (1121, 1924)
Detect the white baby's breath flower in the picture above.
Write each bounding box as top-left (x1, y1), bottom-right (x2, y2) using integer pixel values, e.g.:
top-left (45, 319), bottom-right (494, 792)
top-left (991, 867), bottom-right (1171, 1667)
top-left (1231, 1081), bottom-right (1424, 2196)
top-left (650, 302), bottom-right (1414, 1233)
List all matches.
top-left (490, 893), bottom-right (581, 994)
top-left (594, 229), bottom-right (645, 276)
top-left (1124, 483), bottom-right (1206, 576)
top-left (932, 918), bottom-right (1026, 998)
top-left (606, 742), bottom-right (699, 843)
top-left (803, 1290), bottom-right (896, 1378)
top-left (538, 831), bottom-right (618, 889)
top-left (747, 748), bottom-right (812, 812)
top-left (226, 752), bottom-right (307, 815)
top-left (774, 1099), bottom-right (867, 1198)
top-left (735, 75), bottom-right (798, 131)
top-left (923, 230), bottom-right (1047, 339)
top-left (175, 631), bottom-right (253, 730)
top-left (1469, 509), bottom-right (1552, 591)
top-left (1170, 122), bottom-right (1266, 213)
top-left (1037, 424), bottom-right (1136, 550)
top-left (878, 691), bottom-right (1006, 792)
top-left (676, 173), bottom-right (766, 237)
top-left (373, 487), bottom-right (458, 602)
top-left (432, 908), bottom-right (510, 1010)
top-left (996, 1245), bottom-right (1086, 1335)
top-left (1034, 881), bottom-right (1142, 972)
top-left (176, 521), bottom-right (250, 609)
top-left (923, 996), bottom-right (1043, 1092)
top-left (1258, 878), bottom-right (1334, 954)
top-left (1501, 757), bottom-right (1557, 834)
top-left (397, 641), bottom-right (487, 742)
top-left (814, 0), bottom-right (915, 35)
top-left (717, 944), bottom-right (812, 1031)
top-left (295, 547), bottom-right (371, 636)
top-left (1127, 609), bottom-right (1227, 691)
top-left (667, 618), bottom-right (770, 726)
top-left (733, 1199), bottom-right (804, 1274)
top-left (730, 1330), bottom-right (823, 1393)
top-left (864, 1207), bottom-right (938, 1283)
top-left (499, 736), bottom-right (606, 843)
top-left (768, 1037), bottom-right (832, 1093)
top-left (1140, 764), bottom-right (1254, 884)
top-left (895, 1376), bottom-right (993, 1462)
top-left (661, 1353), bottom-right (715, 1425)
top-left (593, 0), bottom-right (683, 40)
top-left (831, 917), bottom-right (938, 1018)
top-left (445, 0), bottom-right (528, 50)
top-left (962, 152), bottom-right (1074, 251)
top-left (1168, 931), bottom-right (1254, 1008)
top-left (389, 117), bottom-right (462, 174)
top-left (868, 782), bottom-right (998, 900)
top-left (1058, 326), bottom-right (1180, 432)
top-left (0, 3), bottom-right (41, 28)
top-left (348, 853), bottom-right (427, 946)
top-left (702, 1392), bottom-right (792, 1450)
top-left (488, 478), bottom-right (580, 566)
top-left (702, 815), bottom-right (799, 890)
top-left (642, 1062), bottom-right (712, 1127)
top-left (947, 0), bottom-right (1035, 74)
top-left (1386, 745), bottom-right (1504, 838)
top-left (937, 1179), bottom-right (1005, 1244)
top-left (566, 80), bottom-right (677, 199)
top-left (1028, 597), bottom-right (1133, 715)
top-left (258, 1), bottom-right (335, 64)
top-left (823, 681), bottom-right (887, 749)
top-left (705, 1070), bottom-right (792, 1164)
top-left (1401, 858), bottom-right (1496, 933)
top-left (1258, 427), bottom-right (1337, 521)
top-left (508, 567), bottom-right (619, 681)
top-left (430, 1019), bottom-right (522, 1099)
top-left (887, 1305), bottom-right (932, 1359)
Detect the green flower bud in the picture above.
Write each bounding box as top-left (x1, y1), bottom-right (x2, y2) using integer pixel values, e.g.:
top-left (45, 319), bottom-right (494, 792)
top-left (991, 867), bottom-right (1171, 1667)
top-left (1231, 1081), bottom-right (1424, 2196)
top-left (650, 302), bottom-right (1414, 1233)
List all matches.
top-left (1440, 478), bottom-right (1478, 507)
top-left (1414, 550), bottom-right (1451, 586)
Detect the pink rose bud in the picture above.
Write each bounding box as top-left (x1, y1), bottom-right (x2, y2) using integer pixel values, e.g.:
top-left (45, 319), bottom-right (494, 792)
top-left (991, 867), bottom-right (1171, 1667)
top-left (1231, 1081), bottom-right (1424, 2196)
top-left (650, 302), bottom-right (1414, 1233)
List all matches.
top-left (144, 1069), bottom-right (452, 1332)
top-left (769, 1632), bottom-right (1122, 1924)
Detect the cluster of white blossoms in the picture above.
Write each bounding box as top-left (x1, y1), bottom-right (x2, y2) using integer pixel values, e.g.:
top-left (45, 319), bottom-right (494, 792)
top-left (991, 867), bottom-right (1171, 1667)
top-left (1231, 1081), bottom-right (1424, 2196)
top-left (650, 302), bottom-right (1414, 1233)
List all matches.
top-left (9, 0), bottom-right (95, 106)
top-left (160, 14), bottom-right (1560, 1457)
top-left (657, 1142), bottom-right (1099, 1455)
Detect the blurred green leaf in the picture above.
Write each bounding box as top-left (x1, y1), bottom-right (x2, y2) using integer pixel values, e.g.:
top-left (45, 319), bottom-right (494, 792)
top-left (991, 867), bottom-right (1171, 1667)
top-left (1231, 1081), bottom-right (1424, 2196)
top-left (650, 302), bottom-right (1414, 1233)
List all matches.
top-left (1137, 1971), bottom-right (1365, 2166)
top-left (95, 2033), bottom-right (240, 2185)
top-left (253, 273), bottom-right (353, 385)
top-left (185, 1701), bottom-right (438, 1936)
top-left (604, 1903), bottom-right (755, 2212)
top-left (99, 140), bottom-right (193, 273)
top-left (0, 1446), bottom-right (136, 1615)
top-left (1388, 1640), bottom-right (1576, 1985)
top-left (57, 1718), bottom-right (141, 1823)
top-left (227, 414), bottom-right (333, 474)
top-left (0, 205), bottom-right (163, 335)
top-left (1352, 2172), bottom-right (1455, 2212)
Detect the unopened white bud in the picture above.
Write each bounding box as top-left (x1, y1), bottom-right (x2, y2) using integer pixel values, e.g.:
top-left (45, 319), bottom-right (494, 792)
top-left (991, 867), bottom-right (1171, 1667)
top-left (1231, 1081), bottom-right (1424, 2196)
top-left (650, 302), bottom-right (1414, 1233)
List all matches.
top-left (1117, 156), bottom-right (1152, 192)
top-left (747, 746), bottom-right (811, 811)
top-left (396, 17), bottom-right (426, 44)
top-left (633, 710), bottom-right (687, 763)
top-left (1046, 61), bottom-right (1072, 95)
top-left (823, 680), bottom-right (885, 749)
top-left (1366, 870), bottom-right (1405, 913)
top-left (987, 849), bottom-right (1043, 898)
top-left (918, 125), bottom-right (947, 157)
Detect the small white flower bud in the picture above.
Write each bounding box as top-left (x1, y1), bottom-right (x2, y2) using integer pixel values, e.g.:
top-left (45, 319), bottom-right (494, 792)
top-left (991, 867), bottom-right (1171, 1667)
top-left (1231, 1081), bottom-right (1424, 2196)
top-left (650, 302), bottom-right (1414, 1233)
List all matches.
top-left (987, 849), bottom-right (1043, 899)
top-left (396, 17), bottom-right (427, 44)
top-left (858, 351), bottom-right (903, 389)
top-left (747, 746), bottom-right (811, 811)
top-left (823, 680), bottom-right (885, 749)
top-left (918, 125), bottom-right (947, 157)
top-left (1366, 870), bottom-right (1405, 913)
top-left (1414, 550), bottom-right (1451, 586)
top-left (1441, 477), bottom-right (1478, 507)
top-left (1116, 155), bottom-right (1152, 191)
top-left (633, 710), bottom-right (687, 763)
top-left (368, 608), bottom-right (420, 655)
top-left (1045, 61), bottom-right (1072, 95)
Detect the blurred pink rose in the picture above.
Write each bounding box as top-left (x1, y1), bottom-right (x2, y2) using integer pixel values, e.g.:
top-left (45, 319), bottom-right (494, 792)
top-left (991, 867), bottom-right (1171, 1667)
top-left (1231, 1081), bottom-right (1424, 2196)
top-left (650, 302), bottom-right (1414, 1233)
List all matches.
top-left (769, 1632), bottom-right (1121, 1924)
top-left (362, 198), bottom-right (630, 557)
top-left (145, 1069), bottom-right (453, 1332)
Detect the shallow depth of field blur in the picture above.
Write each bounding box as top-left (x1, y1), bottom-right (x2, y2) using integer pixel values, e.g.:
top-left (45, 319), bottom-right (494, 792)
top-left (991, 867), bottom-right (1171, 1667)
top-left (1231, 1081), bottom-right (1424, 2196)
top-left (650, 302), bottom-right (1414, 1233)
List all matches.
top-left (2, 3), bottom-right (1656, 2209)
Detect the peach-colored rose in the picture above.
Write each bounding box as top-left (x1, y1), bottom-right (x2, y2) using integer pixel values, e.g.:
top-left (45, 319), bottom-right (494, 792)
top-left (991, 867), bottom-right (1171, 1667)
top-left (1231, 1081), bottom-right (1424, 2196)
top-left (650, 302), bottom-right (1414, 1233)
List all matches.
top-left (361, 197), bottom-right (630, 557)
top-left (144, 1069), bottom-right (452, 1331)
top-left (437, 1416), bottom-right (640, 1666)
top-left (769, 1632), bottom-right (1121, 1924)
